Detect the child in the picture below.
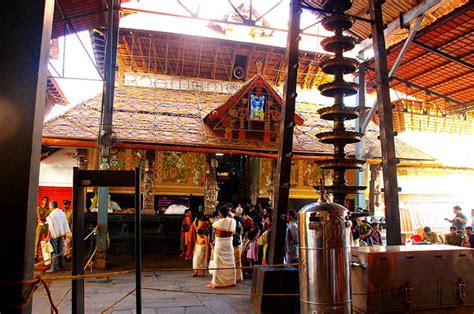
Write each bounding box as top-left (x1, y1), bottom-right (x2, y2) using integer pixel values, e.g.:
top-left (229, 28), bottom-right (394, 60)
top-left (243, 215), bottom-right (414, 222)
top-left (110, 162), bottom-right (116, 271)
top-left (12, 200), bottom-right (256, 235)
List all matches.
top-left (193, 229), bottom-right (209, 277)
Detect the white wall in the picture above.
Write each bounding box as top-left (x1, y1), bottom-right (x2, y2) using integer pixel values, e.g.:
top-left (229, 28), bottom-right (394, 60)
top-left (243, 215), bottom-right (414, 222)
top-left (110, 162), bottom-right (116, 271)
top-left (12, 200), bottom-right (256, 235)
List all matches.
top-left (39, 148), bottom-right (77, 187)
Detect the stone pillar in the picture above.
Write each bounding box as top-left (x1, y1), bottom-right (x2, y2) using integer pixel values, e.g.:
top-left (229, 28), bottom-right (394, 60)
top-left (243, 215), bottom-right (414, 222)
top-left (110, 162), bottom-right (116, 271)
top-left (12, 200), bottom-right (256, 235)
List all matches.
top-left (204, 154), bottom-right (219, 215)
top-left (143, 150), bottom-right (156, 215)
top-left (368, 164), bottom-right (381, 215)
top-left (248, 157), bottom-right (260, 205)
top-left (266, 159), bottom-right (277, 207)
top-left (0, 0), bottom-right (54, 312)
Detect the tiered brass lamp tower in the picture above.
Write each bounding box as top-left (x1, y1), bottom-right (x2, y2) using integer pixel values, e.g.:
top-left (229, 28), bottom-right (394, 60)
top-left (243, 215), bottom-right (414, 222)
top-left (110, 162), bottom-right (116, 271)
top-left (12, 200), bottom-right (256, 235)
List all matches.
top-left (316, 0), bottom-right (366, 205)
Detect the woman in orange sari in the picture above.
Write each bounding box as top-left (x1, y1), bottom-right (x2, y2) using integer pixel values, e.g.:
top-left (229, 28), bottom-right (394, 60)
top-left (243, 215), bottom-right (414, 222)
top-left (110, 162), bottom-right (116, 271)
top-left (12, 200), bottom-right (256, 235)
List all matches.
top-left (186, 212), bottom-right (210, 260)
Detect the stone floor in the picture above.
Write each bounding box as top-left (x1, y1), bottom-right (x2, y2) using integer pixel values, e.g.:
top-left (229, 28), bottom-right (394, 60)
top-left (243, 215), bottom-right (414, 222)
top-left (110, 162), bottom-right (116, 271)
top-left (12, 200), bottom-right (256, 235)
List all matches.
top-left (32, 256), bottom-right (256, 314)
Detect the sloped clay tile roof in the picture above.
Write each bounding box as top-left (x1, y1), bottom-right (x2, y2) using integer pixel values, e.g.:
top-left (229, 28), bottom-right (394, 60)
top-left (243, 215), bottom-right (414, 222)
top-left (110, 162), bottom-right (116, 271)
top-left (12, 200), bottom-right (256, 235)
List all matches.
top-left (43, 85), bottom-right (434, 161)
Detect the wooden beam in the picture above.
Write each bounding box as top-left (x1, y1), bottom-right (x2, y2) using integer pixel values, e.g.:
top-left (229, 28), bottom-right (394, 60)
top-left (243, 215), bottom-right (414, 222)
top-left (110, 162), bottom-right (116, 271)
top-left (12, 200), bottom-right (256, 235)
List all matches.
top-left (357, 0), bottom-right (442, 56)
top-left (369, 0), bottom-right (402, 245)
top-left (269, 0), bottom-right (301, 265)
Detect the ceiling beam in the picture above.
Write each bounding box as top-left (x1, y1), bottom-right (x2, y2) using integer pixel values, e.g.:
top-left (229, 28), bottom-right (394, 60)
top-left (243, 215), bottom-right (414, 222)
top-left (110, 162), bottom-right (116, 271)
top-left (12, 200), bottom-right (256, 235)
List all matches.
top-left (356, 0), bottom-right (442, 56)
top-left (412, 39), bottom-right (474, 70)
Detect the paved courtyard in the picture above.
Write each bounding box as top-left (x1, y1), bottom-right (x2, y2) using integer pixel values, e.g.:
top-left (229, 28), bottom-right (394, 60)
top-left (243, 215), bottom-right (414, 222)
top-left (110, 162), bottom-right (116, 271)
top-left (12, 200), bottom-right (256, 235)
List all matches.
top-left (32, 256), bottom-right (255, 314)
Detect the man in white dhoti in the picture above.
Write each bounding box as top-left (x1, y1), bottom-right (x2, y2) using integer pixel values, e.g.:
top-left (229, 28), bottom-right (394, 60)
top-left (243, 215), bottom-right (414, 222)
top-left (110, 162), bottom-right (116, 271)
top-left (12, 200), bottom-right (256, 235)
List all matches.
top-left (207, 206), bottom-right (237, 288)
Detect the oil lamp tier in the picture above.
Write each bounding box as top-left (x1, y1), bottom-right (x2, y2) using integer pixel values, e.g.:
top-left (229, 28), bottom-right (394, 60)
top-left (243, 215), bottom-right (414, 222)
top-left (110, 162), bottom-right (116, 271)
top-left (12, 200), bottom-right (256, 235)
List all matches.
top-left (316, 131), bottom-right (364, 145)
top-left (317, 106), bottom-right (359, 121)
top-left (320, 57), bottom-right (359, 75)
top-left (315, 159), bottom-right (365, 170)
top-left (321, 14), bottom-right (353, 31)
top-left (318, 81), bottom-right (358, 97)
top-left (321, 36), bottom-right (357, 52)
top-left (316, 185), bottom-right (367, 195)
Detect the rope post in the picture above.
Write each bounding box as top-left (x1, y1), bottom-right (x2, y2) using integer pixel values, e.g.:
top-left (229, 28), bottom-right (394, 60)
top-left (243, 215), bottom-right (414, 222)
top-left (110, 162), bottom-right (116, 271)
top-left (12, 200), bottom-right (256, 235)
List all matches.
top-left (135, 167), bottom-right (142, 314)
top-left (72, 167), bottom-right (85, 314)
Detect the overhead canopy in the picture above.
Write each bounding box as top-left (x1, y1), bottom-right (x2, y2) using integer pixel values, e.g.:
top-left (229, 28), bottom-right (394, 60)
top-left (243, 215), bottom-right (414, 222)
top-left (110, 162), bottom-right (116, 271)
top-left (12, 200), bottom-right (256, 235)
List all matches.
top-left (52, 0), bottom-right (105, 39)
top-left (367, 2), bottom-right (474, 118)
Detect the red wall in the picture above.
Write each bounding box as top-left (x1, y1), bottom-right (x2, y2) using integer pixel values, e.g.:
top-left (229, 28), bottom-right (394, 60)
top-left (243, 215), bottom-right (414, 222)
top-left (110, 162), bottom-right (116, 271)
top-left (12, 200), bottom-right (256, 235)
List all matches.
top-left (38, 186), bottom-right (73, 208)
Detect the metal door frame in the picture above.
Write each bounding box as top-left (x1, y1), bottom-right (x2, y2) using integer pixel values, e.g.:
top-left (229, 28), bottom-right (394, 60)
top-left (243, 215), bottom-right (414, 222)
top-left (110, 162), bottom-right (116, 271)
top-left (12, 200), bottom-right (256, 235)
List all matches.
top-left (72, 167), bottom-right (142, 313)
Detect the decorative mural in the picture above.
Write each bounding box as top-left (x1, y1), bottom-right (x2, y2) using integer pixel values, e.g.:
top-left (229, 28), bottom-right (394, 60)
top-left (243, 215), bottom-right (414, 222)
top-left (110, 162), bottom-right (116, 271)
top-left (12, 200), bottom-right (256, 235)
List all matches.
top-left (259, 158), bottom-right (327, 200)
top-left (85, 148), bottom-right (356, 200)
top-left (87, 148), bottom-right (205, 195)
top-left (154, 151), bottom-right (205, 195)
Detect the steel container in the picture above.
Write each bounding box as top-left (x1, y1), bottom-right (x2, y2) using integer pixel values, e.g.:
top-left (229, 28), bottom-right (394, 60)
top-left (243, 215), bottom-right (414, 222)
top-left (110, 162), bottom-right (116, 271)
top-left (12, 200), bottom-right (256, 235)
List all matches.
top-left (351, 245), bottom-right (474, 312)
top-left (298, 202), bottom-right (352, 313)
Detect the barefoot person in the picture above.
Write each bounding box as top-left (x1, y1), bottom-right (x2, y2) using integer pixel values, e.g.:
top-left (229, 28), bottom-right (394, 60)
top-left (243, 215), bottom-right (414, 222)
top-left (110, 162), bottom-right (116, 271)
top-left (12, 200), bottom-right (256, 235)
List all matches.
top-left (207, 206), bottom-right (236, 288)
top-left (193, 229), bottom-right (209, 277)
top-left (45, 201), bottom-right (71, 273)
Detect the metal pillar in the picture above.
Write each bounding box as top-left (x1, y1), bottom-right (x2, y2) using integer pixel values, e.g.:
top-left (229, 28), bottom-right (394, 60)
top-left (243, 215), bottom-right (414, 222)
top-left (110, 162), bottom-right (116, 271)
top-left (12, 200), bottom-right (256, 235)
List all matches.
top-left (134, 168), bottom-right (142, 314)
top-left (96, 187), bottom-right (109, 269)
top-left (0, 1), bottom-right (54, 312)
top-left (355, 62), bottom-right (367, 208)
top-left (269, 0), bottom-right (301, 264)
top-left (96, 0), bottom-right (121, 269)
top-left (72, 168), bottom-right (85, 314)
top-left (369, 0), bottom-right (402, 245)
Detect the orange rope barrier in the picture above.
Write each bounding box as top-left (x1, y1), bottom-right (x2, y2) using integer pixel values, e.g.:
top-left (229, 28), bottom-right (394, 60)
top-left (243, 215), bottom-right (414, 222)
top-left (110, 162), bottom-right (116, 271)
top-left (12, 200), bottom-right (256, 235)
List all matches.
top-left (100, 289), bottom-right (136, 314)
top-left (0, 261), bottom-right (299, 311)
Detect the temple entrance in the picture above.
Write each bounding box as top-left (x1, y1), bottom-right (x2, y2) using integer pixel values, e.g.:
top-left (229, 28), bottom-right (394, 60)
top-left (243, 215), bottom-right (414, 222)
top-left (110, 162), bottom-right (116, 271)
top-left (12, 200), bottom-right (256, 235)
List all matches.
top-left (216, 154), bottom-right (252, 205)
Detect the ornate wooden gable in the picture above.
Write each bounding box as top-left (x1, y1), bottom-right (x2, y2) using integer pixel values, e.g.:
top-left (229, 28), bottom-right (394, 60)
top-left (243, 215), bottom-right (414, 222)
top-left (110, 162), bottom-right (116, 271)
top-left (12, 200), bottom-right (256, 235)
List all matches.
top-left (204, 64), bottom-right (304, 143)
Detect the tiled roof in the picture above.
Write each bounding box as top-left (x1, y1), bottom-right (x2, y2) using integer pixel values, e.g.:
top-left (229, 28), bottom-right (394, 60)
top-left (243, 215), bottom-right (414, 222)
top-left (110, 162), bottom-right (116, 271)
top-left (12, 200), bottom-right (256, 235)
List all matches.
top-left (43, 85), bottom-right (434, 161)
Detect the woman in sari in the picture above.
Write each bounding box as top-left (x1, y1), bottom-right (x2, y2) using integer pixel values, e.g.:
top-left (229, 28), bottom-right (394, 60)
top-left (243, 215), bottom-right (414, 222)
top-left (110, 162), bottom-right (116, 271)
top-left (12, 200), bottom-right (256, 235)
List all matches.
top-left (186, 212), bottom-right (210, 260)
top-left (207, 206), bottom-right (236, 288)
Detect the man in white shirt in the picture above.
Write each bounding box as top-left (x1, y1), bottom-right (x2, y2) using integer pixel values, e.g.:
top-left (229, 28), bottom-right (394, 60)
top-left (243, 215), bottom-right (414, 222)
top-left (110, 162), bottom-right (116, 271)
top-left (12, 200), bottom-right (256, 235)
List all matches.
top-left (46, 201), bottom-right (71, 273)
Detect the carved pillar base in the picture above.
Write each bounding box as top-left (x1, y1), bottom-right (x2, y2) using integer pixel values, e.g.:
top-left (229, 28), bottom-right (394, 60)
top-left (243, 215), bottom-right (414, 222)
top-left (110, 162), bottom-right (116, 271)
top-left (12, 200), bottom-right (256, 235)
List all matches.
top-left (143, 150), bottom-right (156, 215)
top-left (204, 154), bottom-right (219, 215)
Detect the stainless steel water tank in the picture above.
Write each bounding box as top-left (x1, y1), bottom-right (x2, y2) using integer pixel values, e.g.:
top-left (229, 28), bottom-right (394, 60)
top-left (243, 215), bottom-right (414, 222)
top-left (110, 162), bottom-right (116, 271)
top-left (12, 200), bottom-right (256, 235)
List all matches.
top-left (298, 202), bottom-right (352, 313)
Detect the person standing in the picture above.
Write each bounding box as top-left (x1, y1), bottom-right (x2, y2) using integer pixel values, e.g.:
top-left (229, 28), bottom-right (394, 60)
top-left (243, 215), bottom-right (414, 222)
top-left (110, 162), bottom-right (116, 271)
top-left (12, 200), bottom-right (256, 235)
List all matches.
top-left (62, 200), bottom-right (73, 259)
top-left (232, 211), bottom-right (244, 282)
top-left (245, 217), bottom-right (261, 266)
top-left (192, 229), bottom-right (209, 277)
top-left (258, 216), bottom-right (272, 264)
top-left (370, 222), bottom-right (383, 246)
top-left (285, 210), bottom-right (299, 264)
top-left (207, 206), bottom-right (236, 288)
top-left (445, 226), bottom-right (462, 246)
top-left (357, 218), bottom-right (373, 246)
top-left (180, 209), bottom-right (192, 258)
top-left (45, 201), bottom-right (71, 273)
top-left (35, 196), bottom-right (50, 261)
top-left (445, 205), bottom-right (468, 236)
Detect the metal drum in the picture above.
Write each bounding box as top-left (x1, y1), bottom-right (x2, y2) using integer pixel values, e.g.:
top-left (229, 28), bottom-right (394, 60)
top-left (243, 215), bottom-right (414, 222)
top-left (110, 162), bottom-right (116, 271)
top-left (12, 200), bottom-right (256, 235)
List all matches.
top-left (298, 202), bottom-right (352, 313)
